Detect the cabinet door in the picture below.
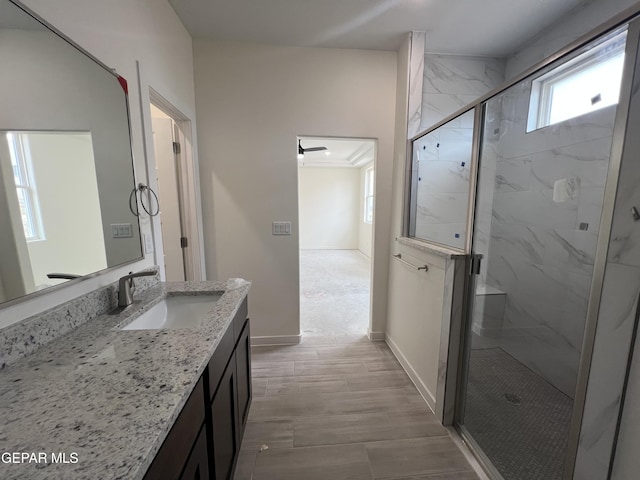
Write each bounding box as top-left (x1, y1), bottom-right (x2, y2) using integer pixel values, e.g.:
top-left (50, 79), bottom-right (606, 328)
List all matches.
top-left (179, 426), bottom-right (209, 480)
top-left (144, 378), bottom-right (205, 480)
top-left (210, 352), bottom-right (238, 480)
top-left (235, 319), bottom-right (251, 440)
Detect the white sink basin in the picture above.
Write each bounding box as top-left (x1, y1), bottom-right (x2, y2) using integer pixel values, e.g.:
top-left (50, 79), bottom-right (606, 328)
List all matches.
top-left (121, 294), bottom-right (222, 330)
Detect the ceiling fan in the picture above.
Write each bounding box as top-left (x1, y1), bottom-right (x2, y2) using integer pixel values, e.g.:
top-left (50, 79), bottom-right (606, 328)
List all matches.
top-left (298, 139), bottom-right (327, 159)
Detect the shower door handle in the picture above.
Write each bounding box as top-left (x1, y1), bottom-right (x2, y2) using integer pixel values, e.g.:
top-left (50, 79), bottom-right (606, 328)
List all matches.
top-left (470, 254), bottom-right (482, 275)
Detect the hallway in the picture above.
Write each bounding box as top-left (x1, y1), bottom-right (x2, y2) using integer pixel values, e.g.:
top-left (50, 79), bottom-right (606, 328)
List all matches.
top-left (300, 250), bottom-right (371, 336)
top-left (234, 336), bottom-right (480, 479)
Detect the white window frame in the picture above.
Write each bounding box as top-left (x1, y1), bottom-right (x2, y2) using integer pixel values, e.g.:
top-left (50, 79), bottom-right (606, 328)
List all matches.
top-left (364, 166), bottom-right (374, 224)
top-left (7, 132), bottom-right (45, 242)
top-left (527, 28), bottom-right (627, 132)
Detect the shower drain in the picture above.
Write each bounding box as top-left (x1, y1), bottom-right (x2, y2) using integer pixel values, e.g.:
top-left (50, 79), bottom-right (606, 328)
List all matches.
top-left (504, 392), bottom-right (522, 405)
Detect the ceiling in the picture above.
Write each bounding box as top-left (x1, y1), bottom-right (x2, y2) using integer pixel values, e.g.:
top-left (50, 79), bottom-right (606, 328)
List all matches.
top-left (169, 0), bottom-right (586, 55)
top-left (298, 137), bottom-right (375, 168)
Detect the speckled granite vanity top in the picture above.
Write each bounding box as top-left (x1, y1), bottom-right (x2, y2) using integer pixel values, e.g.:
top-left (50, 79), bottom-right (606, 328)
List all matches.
top-left (0, 280), bottom-right (250, 480)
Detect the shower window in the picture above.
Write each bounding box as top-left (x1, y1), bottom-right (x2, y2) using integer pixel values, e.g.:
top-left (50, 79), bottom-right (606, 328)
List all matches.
top-left (528, 28), bottom-right (627, 131)
top-left (407, 109), bottom-right (475, 250)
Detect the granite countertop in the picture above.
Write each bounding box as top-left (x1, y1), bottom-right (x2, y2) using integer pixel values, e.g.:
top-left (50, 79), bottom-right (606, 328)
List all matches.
top-left (0, 279), bottom-right (250, 480)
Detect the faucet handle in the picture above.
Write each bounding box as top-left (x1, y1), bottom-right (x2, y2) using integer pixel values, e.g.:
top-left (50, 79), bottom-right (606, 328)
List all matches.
top-left (129, 273), bottom-right (136, 295)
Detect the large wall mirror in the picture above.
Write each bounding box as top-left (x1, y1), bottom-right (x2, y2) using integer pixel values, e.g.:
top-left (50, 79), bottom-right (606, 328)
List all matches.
top-left (0, 0), bottom-right (143, 305)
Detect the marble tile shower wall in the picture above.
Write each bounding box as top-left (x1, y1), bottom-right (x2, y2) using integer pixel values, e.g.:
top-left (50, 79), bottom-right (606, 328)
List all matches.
top-left (413, 116), bottom-right (473, 249)
top-left (420, 54), bottom-right (505, 131)
top-left (482, 80), bottom-right (617, 397)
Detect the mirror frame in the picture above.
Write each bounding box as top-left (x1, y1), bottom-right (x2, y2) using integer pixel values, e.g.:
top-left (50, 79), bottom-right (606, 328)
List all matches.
top-left (0, 0), bottom-right (144, 309)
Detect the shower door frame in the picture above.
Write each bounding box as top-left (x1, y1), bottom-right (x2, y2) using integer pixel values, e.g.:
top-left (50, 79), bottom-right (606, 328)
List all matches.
top-left (445, 11), bottom-right (640, 480)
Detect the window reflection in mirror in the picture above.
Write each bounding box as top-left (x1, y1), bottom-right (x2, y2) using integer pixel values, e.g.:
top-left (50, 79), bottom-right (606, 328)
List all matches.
top-left (0, 132), bottom-right (108, 298)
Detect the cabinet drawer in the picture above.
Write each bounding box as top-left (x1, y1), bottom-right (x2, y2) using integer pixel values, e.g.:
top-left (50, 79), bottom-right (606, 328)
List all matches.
top-left (233, 298), bottom-right (248, 345)
top-left (209, 298), bottom-right (248, 400)
top-left (208, 323), bottom-right (235, 400)
top-left (144, 377), bottom-right (205, 480)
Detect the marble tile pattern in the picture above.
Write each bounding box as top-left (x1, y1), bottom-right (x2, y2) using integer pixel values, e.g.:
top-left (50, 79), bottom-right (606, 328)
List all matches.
top-left (407, 31), bottom-right (425, 139)
top-left (0, 279), bottom-right (250, 480)
top-left (577, 43), bottom-right (640, 479)
top-left (475, 78), bottom-right (618, 397)
top-left (396, 236), bottom-right (465, 260)
top-left (236, 336), bottom-right (481, 480)
top-left (412, 110), bottom-right (475, 250)
top-left (0, 268), bottom-right (160, 369)
top-left (420, 54), bottom-right (505, 131)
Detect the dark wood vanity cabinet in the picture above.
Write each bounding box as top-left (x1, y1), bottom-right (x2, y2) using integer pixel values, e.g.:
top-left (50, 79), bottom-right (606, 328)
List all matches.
top-left (144, 378), bottom-right (208, 480)
top-left (235, 320), bottom-right (251, 436)
top-left (210, 351), bottom-right (239, 480)
top-left (208, 298), bottom-right (251, 480)
top-left (143, 298), bottom-right (251, 480)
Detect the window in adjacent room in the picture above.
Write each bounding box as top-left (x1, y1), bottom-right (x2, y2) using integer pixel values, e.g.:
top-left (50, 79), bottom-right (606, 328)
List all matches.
top-left (6, 132), bottom-right (45, 242)
top-left (364, 166), bottom-right (374, 224)
top-left (527, 28), bottom-right (627, 132)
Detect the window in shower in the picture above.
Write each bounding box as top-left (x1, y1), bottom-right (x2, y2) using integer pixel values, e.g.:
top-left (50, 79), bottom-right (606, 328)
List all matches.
top-left (528, 28), bottom-right (627, 132)
top-left (407, 109), bottom-right (475, 250)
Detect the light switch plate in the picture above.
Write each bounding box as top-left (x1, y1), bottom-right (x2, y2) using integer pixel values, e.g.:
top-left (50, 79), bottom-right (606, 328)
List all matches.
top-left (272, 221), bottom-right (292, 236)
top-left (143, 233), bottom-right (154, 254)
top-left (111, 223), bottom-right (133, 238)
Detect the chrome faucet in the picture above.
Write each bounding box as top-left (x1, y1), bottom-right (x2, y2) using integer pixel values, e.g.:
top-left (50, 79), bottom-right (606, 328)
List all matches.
top-left (117, 271), bottom-right (156, 308)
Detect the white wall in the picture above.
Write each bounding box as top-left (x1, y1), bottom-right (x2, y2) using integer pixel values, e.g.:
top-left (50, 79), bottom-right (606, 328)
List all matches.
top-left (298, 167), bottom-right (360, 250)
top-left (26, 133), bottom-right (107, 288)
top-left (194, 40), bottom-right (397, 341)
top-left (0, 0), bottom-right (196, 328)
top-left (358, 161), bottom-right (374, 258)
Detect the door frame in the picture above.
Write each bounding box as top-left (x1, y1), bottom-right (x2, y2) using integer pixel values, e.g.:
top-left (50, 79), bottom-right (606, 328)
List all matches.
top-left (296, 134), bottom-right (377, 339)
top-left (143, 86), bottom-right (205, 281)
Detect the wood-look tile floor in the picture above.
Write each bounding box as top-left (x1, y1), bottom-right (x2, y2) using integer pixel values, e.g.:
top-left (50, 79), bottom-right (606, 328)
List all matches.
top-left (234, 335), bottom-right (480, 480)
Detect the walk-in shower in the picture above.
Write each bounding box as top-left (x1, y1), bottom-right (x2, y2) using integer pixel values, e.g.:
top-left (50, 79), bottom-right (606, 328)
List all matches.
top-left (407, 10), bottom-right (640, 480)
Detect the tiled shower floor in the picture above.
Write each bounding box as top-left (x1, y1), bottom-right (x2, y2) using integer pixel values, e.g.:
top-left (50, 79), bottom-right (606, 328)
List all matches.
top-left (463, 348), bottom-right (573, 480)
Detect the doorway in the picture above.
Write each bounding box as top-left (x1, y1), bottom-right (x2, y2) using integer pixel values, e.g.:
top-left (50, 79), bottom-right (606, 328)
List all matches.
top-left (148, 91), bottom-right (204, 282)
top-left (297, 136), bottom-right (376, 337)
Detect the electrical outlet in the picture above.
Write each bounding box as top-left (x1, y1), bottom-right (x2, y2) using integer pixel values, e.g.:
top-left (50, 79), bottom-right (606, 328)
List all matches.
top-left (272, 221), bottom-right (292, 236)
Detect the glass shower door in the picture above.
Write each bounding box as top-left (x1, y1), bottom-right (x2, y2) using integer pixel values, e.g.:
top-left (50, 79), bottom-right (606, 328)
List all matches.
top-left (456, 27), bottom-right (628, 480)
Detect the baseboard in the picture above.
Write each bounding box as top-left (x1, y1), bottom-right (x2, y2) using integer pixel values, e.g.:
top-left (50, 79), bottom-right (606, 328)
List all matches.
top-left (367, 329), bottom-right (386, 342)
top-left (385, 334), bottom-right (437, 412)
top-left (251, 334), bottom-right (302, 346)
